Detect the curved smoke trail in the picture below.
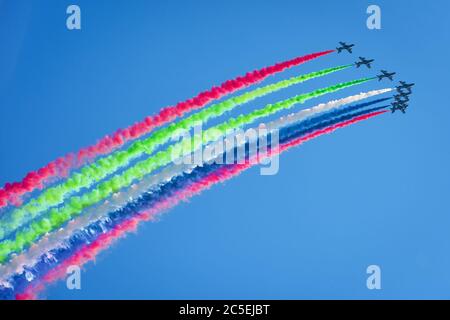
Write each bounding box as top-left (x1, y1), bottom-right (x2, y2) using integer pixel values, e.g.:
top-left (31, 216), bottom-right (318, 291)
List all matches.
top-left (0, 50), bottom-right (334, 209)
top-left (0, 90), bottom-right (392, 284)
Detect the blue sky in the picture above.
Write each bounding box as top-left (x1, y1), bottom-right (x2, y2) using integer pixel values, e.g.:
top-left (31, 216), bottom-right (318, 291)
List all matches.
top-left (0, 0), bottom-right (449, 299)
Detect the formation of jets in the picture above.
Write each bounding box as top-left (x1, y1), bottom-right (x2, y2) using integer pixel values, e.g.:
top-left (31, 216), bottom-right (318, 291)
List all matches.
top-left (336, 42), bottom-right (415, 115)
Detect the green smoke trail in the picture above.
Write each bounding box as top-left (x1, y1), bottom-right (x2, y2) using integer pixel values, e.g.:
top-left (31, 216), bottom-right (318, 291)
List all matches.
top-left (0, 77), bottom-right (372, 263)
top-left (0, 65), bottom-right (351, 240)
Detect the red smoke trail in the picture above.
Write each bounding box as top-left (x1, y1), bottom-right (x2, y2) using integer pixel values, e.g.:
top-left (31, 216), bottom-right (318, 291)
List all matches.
top-left (15, 109), bottom-right (385, 300)
top-left (0, 50), bottom-right (334, 209)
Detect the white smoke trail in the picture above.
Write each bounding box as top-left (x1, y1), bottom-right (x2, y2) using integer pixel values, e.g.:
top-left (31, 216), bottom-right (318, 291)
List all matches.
top-left (265, 88), bottom-right (392, 131)
top-left (0, 88), bottom-right (392, 285)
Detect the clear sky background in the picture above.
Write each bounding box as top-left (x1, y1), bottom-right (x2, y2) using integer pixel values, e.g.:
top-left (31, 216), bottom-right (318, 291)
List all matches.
top-left (0, 0), bottom-right (449, 299)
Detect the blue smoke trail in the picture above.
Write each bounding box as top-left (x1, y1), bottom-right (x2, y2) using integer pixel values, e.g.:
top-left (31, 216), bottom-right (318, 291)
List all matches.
top-left (0, 100), bottom-right (389, 299)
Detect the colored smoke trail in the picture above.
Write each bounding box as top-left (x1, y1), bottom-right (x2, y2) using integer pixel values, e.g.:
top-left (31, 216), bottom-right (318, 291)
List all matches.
top-left (7, 162), bottom-right (225, 297)
top-left (11, 109), bottom-right (387, 299)
top-left (265, 89), bottom-right (392, 131)
top-left (3, 103), bottom-right (386, 293)
top-left (0, 78), bottom-right (371, 258)
top-left (0, 50), bottom-right (334, 209)
top-left (0, 90), bottom-right (392, 282)
top-left (7, 108), bottom-right (386, 294)
top-left (0, 65), bottom-right (349, 241)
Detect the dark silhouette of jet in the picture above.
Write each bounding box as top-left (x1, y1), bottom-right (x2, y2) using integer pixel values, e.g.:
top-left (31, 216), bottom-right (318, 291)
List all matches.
top-left (355, 57), bottom-right (374, 68)
top-left (336, 42), bottom-right (355, 53)
top-left (377, 70), bottom-right (396, 81)
top-left (391, 101), bottom-right (408, 114)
